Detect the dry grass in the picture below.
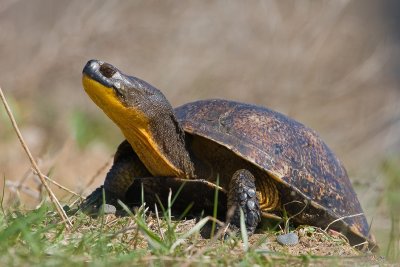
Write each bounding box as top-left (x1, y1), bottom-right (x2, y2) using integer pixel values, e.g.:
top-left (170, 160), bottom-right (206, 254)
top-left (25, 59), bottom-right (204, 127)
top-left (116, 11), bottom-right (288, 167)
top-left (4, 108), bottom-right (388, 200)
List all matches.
top-left (0, 86), bottom-right (71, 227)
top-left (0, 199), bottom-right (385, 266)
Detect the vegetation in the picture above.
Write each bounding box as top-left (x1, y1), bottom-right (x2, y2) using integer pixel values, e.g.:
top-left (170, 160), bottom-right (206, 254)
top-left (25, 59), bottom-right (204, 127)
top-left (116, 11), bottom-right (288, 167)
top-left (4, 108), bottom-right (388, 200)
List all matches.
top-left (382, 157), bottom-right (400, 263)
top-left (0, 195), bottom-right (384, 267)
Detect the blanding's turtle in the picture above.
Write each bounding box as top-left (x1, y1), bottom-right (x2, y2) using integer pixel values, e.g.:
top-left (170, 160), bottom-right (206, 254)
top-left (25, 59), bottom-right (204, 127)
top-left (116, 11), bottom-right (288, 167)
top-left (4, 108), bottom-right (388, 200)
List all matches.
top-left (81, 59), bottom-right (376, 250)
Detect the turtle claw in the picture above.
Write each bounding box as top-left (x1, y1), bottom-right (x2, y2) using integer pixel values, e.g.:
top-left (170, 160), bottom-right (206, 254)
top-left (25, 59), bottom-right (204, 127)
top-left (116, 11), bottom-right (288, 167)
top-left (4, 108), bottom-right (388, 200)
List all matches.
top-left (80, 186), bottom-right (120, 216)
top-left (99, 204), bottom-right (117, 215)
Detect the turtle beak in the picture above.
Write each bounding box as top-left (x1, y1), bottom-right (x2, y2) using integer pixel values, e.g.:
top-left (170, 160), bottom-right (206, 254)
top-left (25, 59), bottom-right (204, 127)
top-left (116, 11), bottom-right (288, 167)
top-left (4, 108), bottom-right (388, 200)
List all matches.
top-left (82, 59), bottom-right (116, 88)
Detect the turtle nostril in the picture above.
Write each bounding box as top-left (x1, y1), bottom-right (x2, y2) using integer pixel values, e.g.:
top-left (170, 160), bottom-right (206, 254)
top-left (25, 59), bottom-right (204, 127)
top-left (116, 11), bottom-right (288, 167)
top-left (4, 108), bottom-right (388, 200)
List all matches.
top-left (99, 63), bottom-right (117, 78)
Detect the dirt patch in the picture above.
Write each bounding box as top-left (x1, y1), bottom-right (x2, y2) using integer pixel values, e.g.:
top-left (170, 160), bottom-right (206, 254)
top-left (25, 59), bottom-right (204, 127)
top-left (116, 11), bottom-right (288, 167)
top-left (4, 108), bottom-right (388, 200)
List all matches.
top-left (131, 213), bottom-right (370, 256)
top-left (264, 228), bottom-right (359, 256)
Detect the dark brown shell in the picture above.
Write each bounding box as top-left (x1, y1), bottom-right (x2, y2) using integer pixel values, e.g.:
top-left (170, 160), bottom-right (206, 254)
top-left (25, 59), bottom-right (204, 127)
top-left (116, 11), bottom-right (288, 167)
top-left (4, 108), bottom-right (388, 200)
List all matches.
top-left (175, 99), bottom-right (374, 248)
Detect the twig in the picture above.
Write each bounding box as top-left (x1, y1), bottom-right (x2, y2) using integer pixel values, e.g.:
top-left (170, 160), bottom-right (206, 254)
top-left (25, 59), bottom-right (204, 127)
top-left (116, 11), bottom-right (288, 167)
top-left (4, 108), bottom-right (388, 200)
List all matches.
top-left (283, 200), bottom-right (308, 234)
top-left (0, 86), bottom-right (72, 228)
top-left (181, 215), bottom-right (228, 267)
top-left (352, 240), bottom-right (368, 249)
top-left (111, 226), bottom-right (138, 237)
top-left (154, 204), bottom-right (165, 240)
top-left (31, 170), bottom-right (83, 198)
top-left (324, 213), bottom-right (364, 232)
top-left (16, 167), bottom-right (33, 191)
top-left (5, 180), bottom-right (40, 199)
top-left (1, 175), bottom-right (5, 214)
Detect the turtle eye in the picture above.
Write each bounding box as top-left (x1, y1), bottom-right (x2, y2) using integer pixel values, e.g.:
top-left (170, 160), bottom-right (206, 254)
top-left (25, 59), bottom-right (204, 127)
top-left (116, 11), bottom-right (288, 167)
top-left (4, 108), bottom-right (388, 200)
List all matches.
top-left (99, 63), bottom-right (117, 78)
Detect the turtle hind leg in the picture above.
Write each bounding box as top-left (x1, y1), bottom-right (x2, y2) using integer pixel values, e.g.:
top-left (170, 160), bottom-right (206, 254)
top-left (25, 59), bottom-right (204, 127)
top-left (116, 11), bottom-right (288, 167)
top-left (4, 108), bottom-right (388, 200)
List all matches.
top-left (228, 169), bottom-right (261, 234)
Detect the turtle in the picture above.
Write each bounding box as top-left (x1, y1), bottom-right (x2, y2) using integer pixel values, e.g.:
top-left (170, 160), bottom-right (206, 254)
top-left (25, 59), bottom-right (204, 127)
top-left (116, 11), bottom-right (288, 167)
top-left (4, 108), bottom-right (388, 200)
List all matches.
top-left (81, 59), bottom-right (377, 251)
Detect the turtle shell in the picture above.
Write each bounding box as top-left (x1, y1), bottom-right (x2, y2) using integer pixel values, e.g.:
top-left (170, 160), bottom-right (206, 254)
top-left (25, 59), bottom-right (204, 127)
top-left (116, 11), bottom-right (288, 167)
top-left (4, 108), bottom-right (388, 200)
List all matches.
top-left (175, 99), bottom-right (375, 249)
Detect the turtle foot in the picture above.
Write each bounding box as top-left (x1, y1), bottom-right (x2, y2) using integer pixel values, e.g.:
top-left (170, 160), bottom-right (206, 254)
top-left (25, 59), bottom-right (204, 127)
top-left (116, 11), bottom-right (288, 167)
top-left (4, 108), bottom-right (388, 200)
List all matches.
top-left (228, 169), bottom-right (261, 235)
top-left (80, 186), bottom-right (120, 216)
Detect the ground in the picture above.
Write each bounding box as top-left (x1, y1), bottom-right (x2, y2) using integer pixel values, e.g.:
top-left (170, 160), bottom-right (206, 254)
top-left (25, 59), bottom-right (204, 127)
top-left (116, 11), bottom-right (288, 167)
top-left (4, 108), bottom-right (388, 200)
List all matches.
top-left (0, 199), bottom-right (388, 267)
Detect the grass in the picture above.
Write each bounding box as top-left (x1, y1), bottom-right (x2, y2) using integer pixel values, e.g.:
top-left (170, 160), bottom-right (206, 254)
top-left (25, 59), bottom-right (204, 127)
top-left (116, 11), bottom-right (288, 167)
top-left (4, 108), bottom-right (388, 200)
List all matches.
top-left (382, 157), bottom-right (400, 263)
top-left (0, 188), bottom-right (386, 267)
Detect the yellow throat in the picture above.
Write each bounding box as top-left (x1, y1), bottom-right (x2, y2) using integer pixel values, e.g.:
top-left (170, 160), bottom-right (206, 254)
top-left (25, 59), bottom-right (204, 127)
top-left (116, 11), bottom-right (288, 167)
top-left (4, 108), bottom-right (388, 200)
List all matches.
top-left (82, 74), bottom-right (183, 177)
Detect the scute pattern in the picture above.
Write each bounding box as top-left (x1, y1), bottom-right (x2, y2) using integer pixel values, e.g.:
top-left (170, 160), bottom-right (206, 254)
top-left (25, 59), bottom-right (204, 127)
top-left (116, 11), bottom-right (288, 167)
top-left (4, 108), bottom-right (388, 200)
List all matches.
top-left (175, 99), bottom-right (372, 244)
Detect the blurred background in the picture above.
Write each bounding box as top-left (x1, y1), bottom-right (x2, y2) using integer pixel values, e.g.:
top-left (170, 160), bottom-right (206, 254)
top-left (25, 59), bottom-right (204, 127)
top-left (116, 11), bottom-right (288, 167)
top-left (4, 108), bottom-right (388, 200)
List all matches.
top-left (0, 0), bottom-right (399, 255)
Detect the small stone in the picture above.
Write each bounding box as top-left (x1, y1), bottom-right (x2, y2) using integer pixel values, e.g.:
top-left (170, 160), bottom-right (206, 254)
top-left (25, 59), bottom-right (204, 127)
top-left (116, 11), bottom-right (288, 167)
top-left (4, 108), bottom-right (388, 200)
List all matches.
top-left (100, 204), bottom-right (117, 214)
top-left (276, 232), bottom-right (299, 246)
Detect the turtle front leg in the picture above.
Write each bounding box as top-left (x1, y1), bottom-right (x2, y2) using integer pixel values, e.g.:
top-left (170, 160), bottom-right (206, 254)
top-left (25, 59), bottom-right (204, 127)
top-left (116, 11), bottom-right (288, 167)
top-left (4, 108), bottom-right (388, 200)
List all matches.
top-left (228, 169), bottom-right (261, 234)
top-left (81, 140), bottom-right (150, 212)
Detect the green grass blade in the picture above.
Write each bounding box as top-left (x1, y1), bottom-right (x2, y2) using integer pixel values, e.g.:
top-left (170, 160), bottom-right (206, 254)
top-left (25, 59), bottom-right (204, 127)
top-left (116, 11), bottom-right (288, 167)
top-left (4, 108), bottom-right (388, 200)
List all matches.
top-left (210, 175), bottom-right (219, 237)
top-left (155, 195), bottom-right (167, 219)
top-left (240, 207), bottom-right (249, 252)
top-left (177, 202), bottom-right (194, 221)
top-left (141, 182), bottom-right (144, 206)
top-left (117, 200), bottom-right (167, 252)
top-left (1, 175), bottom-right (5, 215)
top-left (99, 188), bottom-right (106, 231)
top-left (170, 180), bottom-right (187, 207)
top-left (170, 216), bottom-right (210, 252)
top-left (166, 189), bottom-right (172, 224)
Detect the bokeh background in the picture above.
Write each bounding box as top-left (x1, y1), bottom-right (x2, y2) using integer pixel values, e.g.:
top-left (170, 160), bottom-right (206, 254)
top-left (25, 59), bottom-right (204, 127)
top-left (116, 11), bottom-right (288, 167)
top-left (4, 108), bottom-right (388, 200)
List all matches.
top-left (1, 0), bottom-right (399, 255)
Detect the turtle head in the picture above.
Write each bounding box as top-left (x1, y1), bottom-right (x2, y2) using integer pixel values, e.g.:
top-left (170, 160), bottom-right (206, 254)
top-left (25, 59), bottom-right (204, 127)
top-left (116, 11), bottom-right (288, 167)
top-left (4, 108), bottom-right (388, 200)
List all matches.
top-left (82, 60), bottom-right (173, 127)
top-left (82, 60), bottom-right (194, 177)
